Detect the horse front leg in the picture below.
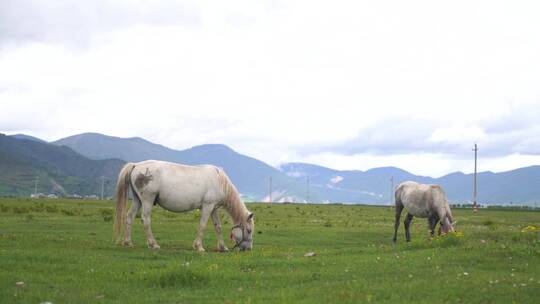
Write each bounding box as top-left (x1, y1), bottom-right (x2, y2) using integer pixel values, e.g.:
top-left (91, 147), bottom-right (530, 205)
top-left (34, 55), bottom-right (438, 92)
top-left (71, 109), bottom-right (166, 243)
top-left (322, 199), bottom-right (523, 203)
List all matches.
top-left (404, 213), bottom-right (414, 242)
top-left (141, 201), bottom-right (160, 250)
top-left (193, 205), bottom-right (212, 252)
top-left (428, 215), bottom-right (439, 238)
top-left (211, 209), bottom-right (228, 252)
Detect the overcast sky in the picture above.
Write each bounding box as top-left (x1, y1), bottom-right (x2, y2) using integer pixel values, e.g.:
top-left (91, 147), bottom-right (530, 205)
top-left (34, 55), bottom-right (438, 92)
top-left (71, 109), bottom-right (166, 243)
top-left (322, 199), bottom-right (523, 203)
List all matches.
top-left (1, 0), bottom-right (539, 177)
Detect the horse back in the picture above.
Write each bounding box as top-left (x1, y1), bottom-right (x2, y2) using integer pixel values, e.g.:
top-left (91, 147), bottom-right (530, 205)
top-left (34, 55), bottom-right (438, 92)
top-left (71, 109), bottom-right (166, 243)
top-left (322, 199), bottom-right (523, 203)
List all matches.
top-left (131, 160), bottom-right (224, 210)
top-left (398, 181), bottom-right (443, 218)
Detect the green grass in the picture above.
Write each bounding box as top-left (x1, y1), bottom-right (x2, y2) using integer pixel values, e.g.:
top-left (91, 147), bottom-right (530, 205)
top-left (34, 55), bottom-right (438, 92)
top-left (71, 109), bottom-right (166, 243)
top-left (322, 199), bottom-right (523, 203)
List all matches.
top-left (0, 198), bottom-right (539, 303)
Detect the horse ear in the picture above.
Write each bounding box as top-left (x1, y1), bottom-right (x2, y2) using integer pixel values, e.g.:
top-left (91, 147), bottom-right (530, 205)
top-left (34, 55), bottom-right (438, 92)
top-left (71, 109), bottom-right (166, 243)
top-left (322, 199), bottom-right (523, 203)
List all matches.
top-left (247, 213), bottom-right (254, 220)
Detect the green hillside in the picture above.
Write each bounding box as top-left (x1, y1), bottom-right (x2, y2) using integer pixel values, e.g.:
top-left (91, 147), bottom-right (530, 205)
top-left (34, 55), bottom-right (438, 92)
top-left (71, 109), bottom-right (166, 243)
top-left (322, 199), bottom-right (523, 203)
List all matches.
top-left (0, 134), bottom-right (124, 197)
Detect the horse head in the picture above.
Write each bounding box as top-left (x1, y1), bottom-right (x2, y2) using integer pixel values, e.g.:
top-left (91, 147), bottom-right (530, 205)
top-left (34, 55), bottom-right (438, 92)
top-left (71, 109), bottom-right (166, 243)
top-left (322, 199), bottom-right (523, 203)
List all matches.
top-left (230, 213), bottom-right (254, 251)
top-left (441, 217), bottom-right (456, 233)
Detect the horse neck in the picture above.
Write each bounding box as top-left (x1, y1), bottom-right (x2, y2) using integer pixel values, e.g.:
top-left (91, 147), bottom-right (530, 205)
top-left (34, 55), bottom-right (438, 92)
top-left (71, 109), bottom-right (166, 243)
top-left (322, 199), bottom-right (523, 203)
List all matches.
top-left (218, 169), bottom-right (249, 225)
top-left (223, 194), bottom-right (248, 225)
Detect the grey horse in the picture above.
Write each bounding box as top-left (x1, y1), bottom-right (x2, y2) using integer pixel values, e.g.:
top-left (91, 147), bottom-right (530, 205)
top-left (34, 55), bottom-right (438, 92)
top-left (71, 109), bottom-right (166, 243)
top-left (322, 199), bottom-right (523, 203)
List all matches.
top-left (393, 181), bottom-right (455, 243)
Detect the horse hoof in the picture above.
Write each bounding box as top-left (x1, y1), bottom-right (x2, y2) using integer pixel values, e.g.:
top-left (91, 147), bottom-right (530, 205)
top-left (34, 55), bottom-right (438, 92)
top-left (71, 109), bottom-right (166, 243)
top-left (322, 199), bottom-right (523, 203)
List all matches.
top-left (149, 244), bottom-right (160, 250)
top-left (123, 241), bottom-right (133, 247)
top-left (218, 246), bottom-right (229, 252)
top-left (196, 247), bottom-right (205, 252)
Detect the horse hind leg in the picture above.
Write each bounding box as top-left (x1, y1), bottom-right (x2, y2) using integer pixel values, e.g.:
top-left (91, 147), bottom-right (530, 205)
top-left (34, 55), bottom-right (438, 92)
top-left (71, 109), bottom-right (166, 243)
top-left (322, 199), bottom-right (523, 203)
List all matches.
top-left (123, 195), bottom-right (141, 247)
top-left (393, 201), bottom-right (404, 243)
top-left (404, 213), bottom-right (414, 242)
top-left (141, 199), bottom-right (160, 250)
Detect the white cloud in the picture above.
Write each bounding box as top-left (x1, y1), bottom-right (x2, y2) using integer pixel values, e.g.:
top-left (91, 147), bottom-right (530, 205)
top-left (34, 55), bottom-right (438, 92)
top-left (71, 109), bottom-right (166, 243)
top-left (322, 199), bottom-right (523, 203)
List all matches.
top-left (429, 125), bottom-right (486, 144)
top-left (330, 176), bottom-right (344, 184)
top-left (1, 0), bottom-right (540, 176)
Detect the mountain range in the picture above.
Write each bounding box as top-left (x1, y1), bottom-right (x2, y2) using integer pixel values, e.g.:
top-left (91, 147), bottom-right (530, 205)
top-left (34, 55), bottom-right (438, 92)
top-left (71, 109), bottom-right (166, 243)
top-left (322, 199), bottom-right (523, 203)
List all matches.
top-left (0, 134), bottom-right (124, 197)
top-left (1, 132), bottom-right (539, 205)
top-left (279, 163), bottom-right (540, 205)
top-left (53, 133), bottom-right (307, 201)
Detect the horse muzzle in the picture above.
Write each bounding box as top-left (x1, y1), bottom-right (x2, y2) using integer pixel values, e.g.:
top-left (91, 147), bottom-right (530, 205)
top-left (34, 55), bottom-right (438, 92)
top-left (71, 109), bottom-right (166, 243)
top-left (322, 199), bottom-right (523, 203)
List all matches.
top-left (233, 240), bottom-right (252, 251)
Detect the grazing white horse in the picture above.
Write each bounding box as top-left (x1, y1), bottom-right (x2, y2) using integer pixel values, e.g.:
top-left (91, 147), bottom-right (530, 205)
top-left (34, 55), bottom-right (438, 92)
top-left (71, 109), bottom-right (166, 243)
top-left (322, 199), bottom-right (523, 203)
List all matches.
top-left (114, 160), bottom-right (254, 251)
top-left (393, 181), bottom-right (455, 243)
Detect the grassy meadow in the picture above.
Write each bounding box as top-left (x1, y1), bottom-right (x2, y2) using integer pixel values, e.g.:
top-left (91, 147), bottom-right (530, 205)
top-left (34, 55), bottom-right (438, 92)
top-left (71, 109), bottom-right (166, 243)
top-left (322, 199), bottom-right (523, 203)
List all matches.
top-left (0, 198), bottom-right (539, 303)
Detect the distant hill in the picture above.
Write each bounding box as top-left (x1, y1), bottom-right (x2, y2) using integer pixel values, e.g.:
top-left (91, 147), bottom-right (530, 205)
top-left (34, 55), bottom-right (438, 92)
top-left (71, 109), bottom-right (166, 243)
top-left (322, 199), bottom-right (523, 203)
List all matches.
top-left (54, 133), bottom-right (178, 162)
top-left (280, 163), bottom-right (434, 203)
top-left (0, 134), bottom-right (124, 197)
top-left (280, 162), bottom-right (540, 205)
top-left (53, 133), bottom-right (310, 201)
top-left (9, 134), bottom-right (47, 143)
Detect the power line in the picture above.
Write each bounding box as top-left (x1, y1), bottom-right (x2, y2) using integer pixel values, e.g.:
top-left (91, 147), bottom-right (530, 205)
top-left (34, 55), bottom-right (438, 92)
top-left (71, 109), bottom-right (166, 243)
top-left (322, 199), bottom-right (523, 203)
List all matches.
top-left (473, 143), bottom-right (479, 213)
top-left (306, 176), bottom-right (310, 203)
top-left (34, 176), bottom-right (39, 196)
top-left (100, 176), bottom-right (106, 200)
top-left (268, 176), bottom-right (272, 203)
top-left (390, 176), bottom-right (394, 206)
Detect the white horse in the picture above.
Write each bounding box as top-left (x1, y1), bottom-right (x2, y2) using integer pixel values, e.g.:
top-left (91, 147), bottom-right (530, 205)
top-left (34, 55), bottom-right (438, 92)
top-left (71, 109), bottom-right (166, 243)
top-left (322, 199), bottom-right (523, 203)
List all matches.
top-left (114, 160), bottom-right (254, 251)
top-left (393, 181), bottom-right (455, 243)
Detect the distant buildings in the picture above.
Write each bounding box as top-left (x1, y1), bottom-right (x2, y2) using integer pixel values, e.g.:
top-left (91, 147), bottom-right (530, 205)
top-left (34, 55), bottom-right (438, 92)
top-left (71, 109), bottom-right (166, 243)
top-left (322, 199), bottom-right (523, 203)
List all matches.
top-left (30, 193), bottom-right (102, 200)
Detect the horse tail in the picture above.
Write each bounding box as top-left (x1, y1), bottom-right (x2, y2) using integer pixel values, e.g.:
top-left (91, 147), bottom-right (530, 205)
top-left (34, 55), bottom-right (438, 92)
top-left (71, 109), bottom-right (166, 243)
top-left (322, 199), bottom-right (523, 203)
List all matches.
top-left (114, 162), bottom-right (137, 244)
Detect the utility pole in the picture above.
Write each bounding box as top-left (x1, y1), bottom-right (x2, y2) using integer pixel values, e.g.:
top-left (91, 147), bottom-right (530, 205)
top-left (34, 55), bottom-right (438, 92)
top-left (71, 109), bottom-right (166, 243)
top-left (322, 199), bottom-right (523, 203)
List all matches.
top-left (34, 176), bottom-right (39, 196)
top-left (100, 176), bottom-right (106, 200)
top-left (473, 143), bottom-right (478, 213)
top-left (390, 176), bottom-right (394, 206)
top-left (268, 176), bottom-right (272, 203)
top-left (306, 176), bottom-right (310, 203)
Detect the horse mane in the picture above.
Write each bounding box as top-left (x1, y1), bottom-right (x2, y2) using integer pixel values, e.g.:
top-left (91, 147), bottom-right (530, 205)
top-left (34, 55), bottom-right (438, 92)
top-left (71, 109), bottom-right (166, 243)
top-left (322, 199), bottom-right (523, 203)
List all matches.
top-left (217, 168), bottom-right (249, 225)
top-left (430, 184), bottom-right (454, 222)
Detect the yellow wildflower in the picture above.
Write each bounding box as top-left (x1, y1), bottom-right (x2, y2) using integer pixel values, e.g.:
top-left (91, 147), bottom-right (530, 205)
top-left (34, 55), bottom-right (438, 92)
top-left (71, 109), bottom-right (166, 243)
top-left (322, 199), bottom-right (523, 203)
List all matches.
top-left (521, 225), bottom-right (539, 233)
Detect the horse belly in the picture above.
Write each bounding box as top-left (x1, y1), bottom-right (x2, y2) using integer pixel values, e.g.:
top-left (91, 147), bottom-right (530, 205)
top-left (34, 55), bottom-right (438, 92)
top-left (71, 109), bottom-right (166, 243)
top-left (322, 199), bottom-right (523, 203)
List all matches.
top-left (156, 189), bottom-right (207, 213)
top-left (406, 206), bottom-right (429, 218)
top-left (403, 201), bottom-right (430, 218)
top-left (149, 164), bottom-right (222, 213)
